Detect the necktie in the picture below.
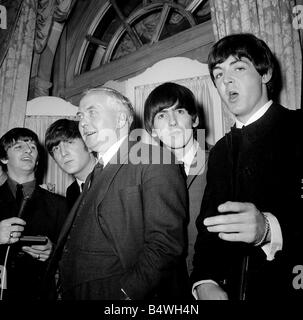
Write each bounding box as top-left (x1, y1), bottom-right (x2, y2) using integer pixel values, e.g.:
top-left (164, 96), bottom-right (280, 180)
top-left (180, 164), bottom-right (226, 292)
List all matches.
top-left (80, 183), bottom-right (84, 192)
top-left (89, 160), bottom-right (104, 188)
top-left (15, 184), bottom-right (24, 209)
top-left (179, 161), bottom-right (187, 177)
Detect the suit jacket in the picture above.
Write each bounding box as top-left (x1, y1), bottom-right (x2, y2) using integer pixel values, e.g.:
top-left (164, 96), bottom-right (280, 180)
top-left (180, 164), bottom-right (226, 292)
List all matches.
top-left (46, 139), bottom-right (189, 300)
top-left (66, 180), bottom-right (81, 210)
top-left (191, 103), bottom-right (303, 300)
top-left (186, 150), bottom-right (208, 274)
top-left (0, 182), bottom-right (68, 300)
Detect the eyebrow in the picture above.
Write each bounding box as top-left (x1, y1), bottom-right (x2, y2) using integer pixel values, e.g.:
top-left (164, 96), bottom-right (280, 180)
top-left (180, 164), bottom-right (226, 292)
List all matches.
top-left (214, 57), bottom-right (250, 70)
top-left (159, 101), bottom-right (180, 112)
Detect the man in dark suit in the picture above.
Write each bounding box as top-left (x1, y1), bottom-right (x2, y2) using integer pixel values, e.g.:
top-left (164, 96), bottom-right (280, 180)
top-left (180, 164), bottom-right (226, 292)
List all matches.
top-left (45, 119), bottom-right (96, 209)
top-left (143, 82), bottom-right (208, 275)
top-left (46, 87), bottom-right (188, 300)
top-left (0, 128), bottom-right (68, 300)
top-left (191, 33), bottom-right (303, 300)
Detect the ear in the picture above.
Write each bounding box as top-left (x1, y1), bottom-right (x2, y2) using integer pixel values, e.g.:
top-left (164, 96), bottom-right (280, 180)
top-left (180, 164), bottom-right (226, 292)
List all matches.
top-left (151, 130), bottom-right (158, 138)
top-left (262, 69), bottom-right (272, 84)
top-left (116, 112), bottom-right (127, 129)
top-left (192, 116), bottom-right (199, 128)
top-left (0, 159), bottom-right (8, 165)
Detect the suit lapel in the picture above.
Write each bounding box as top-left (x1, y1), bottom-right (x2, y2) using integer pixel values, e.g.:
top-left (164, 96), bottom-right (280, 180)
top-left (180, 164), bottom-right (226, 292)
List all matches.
top-left (91, 138), bottom-right (132, 216)
top-left (53, 138), bottom-right (132, 252)
top-left (187, 149), bottom-right (207, 188)
top-left (53, 187), bottom-right (85, 250)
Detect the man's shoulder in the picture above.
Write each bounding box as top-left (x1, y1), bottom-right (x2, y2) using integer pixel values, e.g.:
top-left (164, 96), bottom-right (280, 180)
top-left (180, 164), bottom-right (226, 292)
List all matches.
top-left (36, 186), bottom-right (67, 203)
top-left (208, 134), bottom-right (228, 157)
top-left (127, 141), bottom-right (178, 166)
top-left (66, 180), bottom-right (78, 193)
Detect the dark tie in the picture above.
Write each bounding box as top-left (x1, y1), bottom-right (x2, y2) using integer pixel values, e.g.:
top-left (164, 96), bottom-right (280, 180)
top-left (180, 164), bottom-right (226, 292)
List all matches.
top-left (80, 183), bottom-right (84, 192)
top-left (15, 183), bottom-right (24, 209)
top-left (89, 160), bottom-right (104, 188)
top-left (179, 161), bottom-right (187, 178)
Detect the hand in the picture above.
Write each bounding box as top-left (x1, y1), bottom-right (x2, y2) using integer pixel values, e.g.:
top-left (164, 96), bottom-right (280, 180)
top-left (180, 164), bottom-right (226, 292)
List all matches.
top-left (196, 283), bottom-right (228, 300)
top-left (22, 237), bottom-right (53, 261)
top-left (0, 217), bottom-right (26, 245)
top-left (204, 201), bottom-right (268, 244)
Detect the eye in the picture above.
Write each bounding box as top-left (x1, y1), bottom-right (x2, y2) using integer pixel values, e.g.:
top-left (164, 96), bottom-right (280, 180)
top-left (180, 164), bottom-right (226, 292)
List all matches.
top-left (235, 66), bottom-right (245, 71)
top-left (30, 144), bottom-right (37, 151)
top-left (76, 113), bottom-right (83, 121)
top-left (89, 109), bottom-right (97, 118)
top-left (156, 112), bottom-right (166, 120)
top-left (176, 108), bottom-right (186, 115)
top-left (52, 145), bottom-right (59, 153)
top-left (213, 72), bottom-right (223, 80)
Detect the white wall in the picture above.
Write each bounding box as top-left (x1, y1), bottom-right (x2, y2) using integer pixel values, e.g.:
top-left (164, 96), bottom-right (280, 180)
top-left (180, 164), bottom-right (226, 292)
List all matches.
top-left (26, 96), bottom-right (77, 116)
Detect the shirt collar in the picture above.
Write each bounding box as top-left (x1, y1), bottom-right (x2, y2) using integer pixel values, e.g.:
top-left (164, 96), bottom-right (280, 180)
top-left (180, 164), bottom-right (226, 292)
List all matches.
top-left (179, 140), bottom-right (198, 176)
top-left (98, 135), bottom-right (128, 167)
top-left (76, 178), bottom-right (85, 187)
top-left (235, 100), bottom-right (273, 128)
top-left (7, 177), bottom-right (36, 197)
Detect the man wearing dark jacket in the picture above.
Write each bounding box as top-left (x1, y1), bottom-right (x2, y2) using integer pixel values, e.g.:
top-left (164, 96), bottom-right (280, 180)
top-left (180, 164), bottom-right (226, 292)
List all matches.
top-left (45, 119), bottom-right (96, 209)
top-left (191, 33), bottom-right (303, 300)
top-left (0, 127), bottom-right (68, 300)
top-left (46, 88), bottom-right (188, 300)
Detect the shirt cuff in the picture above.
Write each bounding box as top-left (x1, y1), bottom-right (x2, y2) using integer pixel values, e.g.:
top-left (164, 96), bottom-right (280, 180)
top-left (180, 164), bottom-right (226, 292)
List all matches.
top-left (192, 280), bottom-right (219, 300)
top-left (261, 212), bottom-right (283, 261)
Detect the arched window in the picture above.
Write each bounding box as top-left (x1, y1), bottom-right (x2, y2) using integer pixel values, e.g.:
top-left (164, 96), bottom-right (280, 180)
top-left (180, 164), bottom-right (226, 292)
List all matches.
top-left (76, 0), bottom-right (210, 74)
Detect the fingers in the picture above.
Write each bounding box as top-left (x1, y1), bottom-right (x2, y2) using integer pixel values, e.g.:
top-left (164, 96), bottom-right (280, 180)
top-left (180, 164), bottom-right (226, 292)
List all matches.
top-left (22, 239), bottom-right (52, 262)
top-left (217, 201), bottom-right (254, 213)
top-left (206, 223), bottom-right (247, 233)
top-left (204, 201), bottom-right (258, 226)
top-left (0, 218), bottom-right (26, 244)
top-left (22, 247), bottom-right (50, 261)
top-left (0, 217), bottom-right (26, 228)
top-left (204, 213), bottom-right (246, 226)
top-left (203, 201), bottom-right (262, 244)
top-left (218, 232), bottom-right (249, 242)
top-left (31, 238), bottom-right (52, 251)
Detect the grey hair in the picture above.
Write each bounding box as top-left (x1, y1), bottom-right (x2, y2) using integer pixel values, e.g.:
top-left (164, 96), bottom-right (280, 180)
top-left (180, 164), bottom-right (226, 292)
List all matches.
top-left (82, 87), bottom-right (135, 123)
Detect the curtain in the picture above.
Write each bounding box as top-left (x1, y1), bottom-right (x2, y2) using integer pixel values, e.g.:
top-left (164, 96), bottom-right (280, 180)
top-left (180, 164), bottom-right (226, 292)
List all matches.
top-left (24, 115), bottom-right (75, 196)
top-left (134, 76), bottom-right (223, 147)
top-left (0, 0), bottom-right (37, 137)
top-left (35, 0), bottom-right (75, 53)
top-left (210, 0), bottom-right (302, 112)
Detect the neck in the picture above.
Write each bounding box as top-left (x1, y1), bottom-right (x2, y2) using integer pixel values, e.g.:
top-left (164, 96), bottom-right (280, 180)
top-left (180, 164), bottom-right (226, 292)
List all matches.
top-left (74, 155), bottom-right (96, 181)
top-left (8, 171), bottom-right (35, 184)
top-left (171, 138), bottom-right (196, 161)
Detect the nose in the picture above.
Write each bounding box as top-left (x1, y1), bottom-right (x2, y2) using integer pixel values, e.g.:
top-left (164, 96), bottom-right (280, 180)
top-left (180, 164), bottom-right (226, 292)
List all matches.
top-left (223, 71), bottom-right (233, 85)
top-left (24, 143), bottom-right (32, 154)
top-left (168, 112), bottom-right (177, 127)
top-left (59, 142), bottom-right (68, 156)
top-left (79, 118), bottom-right (88, 131)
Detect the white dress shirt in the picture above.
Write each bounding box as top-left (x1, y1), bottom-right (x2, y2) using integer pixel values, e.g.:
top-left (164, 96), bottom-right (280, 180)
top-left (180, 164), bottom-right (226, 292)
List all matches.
top-left (179, 141), bottom-right (199, 176)
top-left (98, 135), bottom-right (128, 168)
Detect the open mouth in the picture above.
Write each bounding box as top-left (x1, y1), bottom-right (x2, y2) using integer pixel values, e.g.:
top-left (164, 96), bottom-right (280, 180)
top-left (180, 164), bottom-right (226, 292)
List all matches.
top-left (228, 91), bottom-right (239, 102)
top-left (21, 157), bottom-right (32, 161)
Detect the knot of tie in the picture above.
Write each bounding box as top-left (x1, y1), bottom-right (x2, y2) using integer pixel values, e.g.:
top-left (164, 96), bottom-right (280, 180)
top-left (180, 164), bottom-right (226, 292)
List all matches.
top-left (89, 160), bottom-right (104, 188)
top-left (95, 161), bottom-right (104, 170)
